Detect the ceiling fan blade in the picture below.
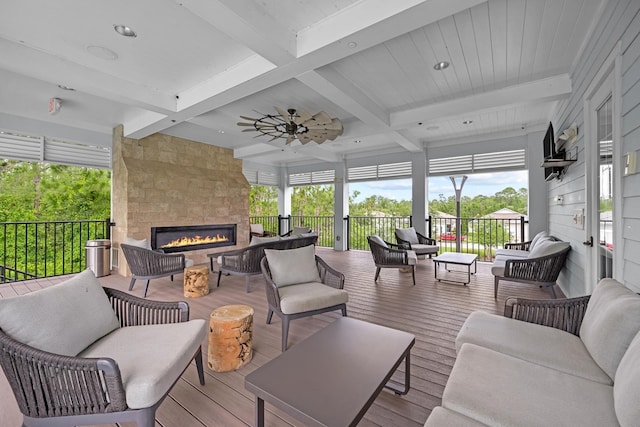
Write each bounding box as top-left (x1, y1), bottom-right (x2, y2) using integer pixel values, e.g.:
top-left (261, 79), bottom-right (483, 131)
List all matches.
top-left (303, 111), bottom-right (333, 126)
top-left (306, 119), bottom-right (343, 131)
top-left (292, 110), bottom-right (313, 125)
top-left (274, 107), bottom-right (291, 121)
top-left (240, 115), bottom-right (261, 122)
top-left (286, 134), bottom-right (295, 145)
top-left (297, 133), bottom-right (313, 144)
top-left (237, 122), bottom-right (258, 126)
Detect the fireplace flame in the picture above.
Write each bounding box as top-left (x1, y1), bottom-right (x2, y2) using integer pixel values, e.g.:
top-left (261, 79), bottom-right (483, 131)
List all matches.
top-left (162, 234), bottom-right (229, 249)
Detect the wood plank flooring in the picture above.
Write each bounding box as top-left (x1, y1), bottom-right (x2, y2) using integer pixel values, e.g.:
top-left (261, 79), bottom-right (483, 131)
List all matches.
top-left (0, 248), bottom-right (555, 427)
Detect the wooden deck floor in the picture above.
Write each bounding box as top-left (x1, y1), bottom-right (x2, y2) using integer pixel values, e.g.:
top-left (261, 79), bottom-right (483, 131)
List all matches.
top-left (0, 248), bottom-right (555, 427)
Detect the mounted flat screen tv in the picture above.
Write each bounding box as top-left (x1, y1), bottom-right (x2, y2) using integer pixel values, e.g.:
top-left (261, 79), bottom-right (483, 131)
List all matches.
top-left (542, 122), bottom-right (559, 180)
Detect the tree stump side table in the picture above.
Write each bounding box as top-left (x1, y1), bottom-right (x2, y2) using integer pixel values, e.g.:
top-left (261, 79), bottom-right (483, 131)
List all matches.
top-left (184, 264), bottom-right (210, 298)
top-left (208, 304), bottom-right (254, 372)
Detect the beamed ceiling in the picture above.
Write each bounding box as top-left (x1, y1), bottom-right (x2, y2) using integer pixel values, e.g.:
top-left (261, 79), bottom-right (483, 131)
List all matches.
top-left (0, 0), bottom-right (605, 168)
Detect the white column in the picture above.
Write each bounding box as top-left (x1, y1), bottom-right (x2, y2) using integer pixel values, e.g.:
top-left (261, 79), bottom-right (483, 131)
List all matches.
top-left (277, 167), bottom-right (292, 234)
top-left (334, 161), bottom-right (349, 251)
top-left (412, 155), bottom-right (427, 235)
top-left (527, 131), bottom-right (547, 238)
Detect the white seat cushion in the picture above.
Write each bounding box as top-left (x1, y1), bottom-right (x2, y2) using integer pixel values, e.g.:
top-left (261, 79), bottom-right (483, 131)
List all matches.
top-left (490, 258), bottom-right (506, 276)
top-left (79, 319), bottom-right (207, 409)
top-left (456, 311), bottom-right (611, 384)
top-left (406, 250), bottom-right (417, 265)
top-left (424, 407), bottom-right (488, 426)
top-left (0, 269), bottom-right (120, 356)
top-left (278, 282), bottom-right (348, 315)
top-left (580, 278), bottom-right (640, 380)
top-left (410, 243), bottom-right (438, 255)
top-left (494, 248), bottom-right (530, 258)
top-left (443, 344), bottom-right (618, 427)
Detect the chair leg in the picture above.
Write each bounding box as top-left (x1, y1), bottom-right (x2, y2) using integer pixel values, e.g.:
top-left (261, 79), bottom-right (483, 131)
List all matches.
top-left (494, 277), bottom-right (500, 299)
top-left (217, 271), bottom-right (222, 287)
top-left (143, 280), bottom-right (151, 298)
top-left (128, 277), bottom-right (136, 291)
top-left (135, 407), bottom-right (156, 427)
top-left (194, 346), bottom-right (205, 385)
top-left (374, 267), bottom-right (381, 282)
top-left (170, 275), bottom-right (174, 282)
top-left (245, 276), bottom-right (251, 293)
top-left (341, 305), bottom-right (347, 317)
top-left (266, 308), bottom-right (274, 324)
top-left (411, 267), bottom-right (416, 286)
top-left (281, 317), bottom-right (290, 352)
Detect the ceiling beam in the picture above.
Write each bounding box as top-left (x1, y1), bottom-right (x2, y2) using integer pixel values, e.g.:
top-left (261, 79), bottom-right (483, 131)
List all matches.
top-left (122, 0), bottom-right (487, 140)
top-left (391, 74), bottom-right (573, 129)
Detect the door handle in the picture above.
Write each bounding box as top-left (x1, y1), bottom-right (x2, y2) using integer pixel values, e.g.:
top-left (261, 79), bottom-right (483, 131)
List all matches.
top-left (583, 236), bottom-right (593, 247)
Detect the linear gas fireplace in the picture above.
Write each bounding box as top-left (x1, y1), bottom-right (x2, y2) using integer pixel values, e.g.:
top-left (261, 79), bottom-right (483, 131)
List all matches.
top-left (151, 224), bottom-right (236, 253)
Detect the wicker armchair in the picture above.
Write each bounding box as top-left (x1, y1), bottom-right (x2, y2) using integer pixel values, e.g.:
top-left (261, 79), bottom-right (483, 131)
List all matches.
top-left (368, 235), bottom-right (418, 286)
top-left (493, 245), bottom-right (571, 299)
top-left (0, 276), bottom-right (205, 427)
top-left (395, 227), bottom-right (439, 258)
top-left (121, 243), bottom-right (186, 297)
top-left (250, 223), bottom-right (276, 240)
top-left (260, 246), bottom-right (347, 352)
top-left (208, 234), bottom-right (317, 293)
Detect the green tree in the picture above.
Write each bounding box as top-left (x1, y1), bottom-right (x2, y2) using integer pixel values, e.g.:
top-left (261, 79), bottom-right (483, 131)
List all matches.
top-left (249, 185), bottom-right (278, 216)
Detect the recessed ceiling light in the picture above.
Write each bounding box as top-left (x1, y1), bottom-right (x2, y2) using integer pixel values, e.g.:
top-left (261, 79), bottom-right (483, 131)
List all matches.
top-left (57, 85), bottom-right (75, 91)
top-left (347, 41), bottom-right (357, 48)
top-left (434, 61), bottom-right (450, 70)
top-left (462, 120), bottom-right (473, 125)
top-left (114, 24), bottom-right (137, 38)
top-left (354, 139), bottom-right (362, 144)
top-left (217, 130), bottom-right (225, 134)
top-left (86, 45), bottom-right (118, 60)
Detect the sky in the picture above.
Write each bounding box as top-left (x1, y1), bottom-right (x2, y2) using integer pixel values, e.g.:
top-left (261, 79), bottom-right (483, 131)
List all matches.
top-left (349, 171), bottom-right (528, 202)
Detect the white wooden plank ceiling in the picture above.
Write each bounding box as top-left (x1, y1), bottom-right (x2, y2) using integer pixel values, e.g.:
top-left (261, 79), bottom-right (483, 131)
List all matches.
top-left (0, 0), bottom-right (605, 167)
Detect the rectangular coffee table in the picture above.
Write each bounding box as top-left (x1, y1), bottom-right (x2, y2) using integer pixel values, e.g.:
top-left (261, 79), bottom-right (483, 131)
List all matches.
top-left (433, 252), bottom-right (478, 285)
top-left (245, 317), bottom-right (415, 427)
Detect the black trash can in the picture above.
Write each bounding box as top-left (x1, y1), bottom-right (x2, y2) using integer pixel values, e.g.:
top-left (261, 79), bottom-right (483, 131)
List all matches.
top-left (86, 239), bottom-right (111, 277)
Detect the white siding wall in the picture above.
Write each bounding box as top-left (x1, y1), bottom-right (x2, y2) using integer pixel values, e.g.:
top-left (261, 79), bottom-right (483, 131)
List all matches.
top-left (551, 0), bottom-right (640, 295)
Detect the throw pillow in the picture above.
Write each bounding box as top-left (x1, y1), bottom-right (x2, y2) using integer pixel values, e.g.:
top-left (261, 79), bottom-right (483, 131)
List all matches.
top-left (0, 268), bottom-right (120, 356)
top-left (580, 278), bottom-right (640, 380)
top-left (528, 231), bottom-right (549, 251)
top-left (249, 236), bottom-right (280, 246)
top-left (264, 244), bottom-right (320, 288)
top-left (396, 227), bottom-right (419, 244)
top-left (125, 236), bottom-right (151, 250)
top-left (369, 235), bottom-right (388, 248)
top-left (528, 239), bottom-right (570, 258)
top-left (614, 330), bottom-right (640, 426)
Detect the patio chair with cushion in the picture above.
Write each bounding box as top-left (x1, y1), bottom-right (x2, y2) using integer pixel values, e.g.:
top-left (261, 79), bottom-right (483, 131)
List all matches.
top-left (0, 268), bottom-right (206, 427)
top-left (121, 243), bottom-right (188, 297)
top-left (368, 235), bottom-right (418, 286)
top-left (260, 244), bottom-right (348, 351)
top-left (280, 226), bottom-right (313, 237)
top-left (250, 223), bottom-right (276, 240)
top-left (395, 227), bottom-right (439, 258)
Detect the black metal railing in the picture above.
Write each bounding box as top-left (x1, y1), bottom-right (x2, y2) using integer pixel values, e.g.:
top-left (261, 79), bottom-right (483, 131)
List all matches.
top-left (0, 219), bottom-right (111, 283)
top-left (250, 214), bottom-right (528, 261)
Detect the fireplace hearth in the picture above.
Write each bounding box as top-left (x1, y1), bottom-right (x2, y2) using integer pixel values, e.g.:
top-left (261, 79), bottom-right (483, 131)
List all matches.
top-left (151, 224), bottom-right (236, 253)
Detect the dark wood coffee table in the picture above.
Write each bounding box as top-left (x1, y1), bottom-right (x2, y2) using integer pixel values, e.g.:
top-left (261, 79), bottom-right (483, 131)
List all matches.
top-left (245, 317), bottom-right (415, 427)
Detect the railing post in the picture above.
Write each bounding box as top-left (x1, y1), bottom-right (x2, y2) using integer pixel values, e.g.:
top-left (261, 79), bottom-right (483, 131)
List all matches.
top-left (427, 216), bottom-right (432, 239)
top-left (520, 216), bottom-right (525, 242)
top-left (345, 215), bottom-right (350, 250)
top-left (409, 215), bottom-right (413, 227)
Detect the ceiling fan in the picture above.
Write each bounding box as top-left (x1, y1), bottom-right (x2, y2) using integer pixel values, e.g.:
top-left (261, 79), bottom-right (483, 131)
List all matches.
top-left (237, 107), bottom-right (343, 145)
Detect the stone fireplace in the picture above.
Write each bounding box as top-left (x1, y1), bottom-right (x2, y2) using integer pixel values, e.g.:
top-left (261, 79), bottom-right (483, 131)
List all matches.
top-left (151, 224), bottom-right (237, 253)
top-left (111, 125), bottom-right (250, 276)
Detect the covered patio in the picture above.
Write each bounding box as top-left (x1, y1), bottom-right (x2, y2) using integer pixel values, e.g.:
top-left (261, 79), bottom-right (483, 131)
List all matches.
top-left (0, 249), bottom-right (553, 427)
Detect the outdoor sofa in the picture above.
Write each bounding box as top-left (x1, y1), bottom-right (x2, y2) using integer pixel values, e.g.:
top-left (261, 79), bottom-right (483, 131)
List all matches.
top-left (492, 231), bottom-right (571, 298)
top-left (208, 233), bottom-right (318, 292)
top-left (425, 278), bottom-right (640, 426)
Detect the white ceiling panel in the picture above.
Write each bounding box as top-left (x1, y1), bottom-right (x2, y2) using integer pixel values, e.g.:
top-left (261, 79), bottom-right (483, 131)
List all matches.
top-left (0, 0), bottom-right (608, 167)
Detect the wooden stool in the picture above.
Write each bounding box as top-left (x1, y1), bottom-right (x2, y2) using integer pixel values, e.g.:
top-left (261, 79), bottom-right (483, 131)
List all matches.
top-left (184, 264), bottom-right (209, 298)
top-left (208, 305), bottom-right (254, 372)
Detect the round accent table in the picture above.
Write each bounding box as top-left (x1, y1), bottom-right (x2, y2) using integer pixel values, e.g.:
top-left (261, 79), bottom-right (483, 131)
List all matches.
top-left (208, 304), bottom-right (254, 372)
